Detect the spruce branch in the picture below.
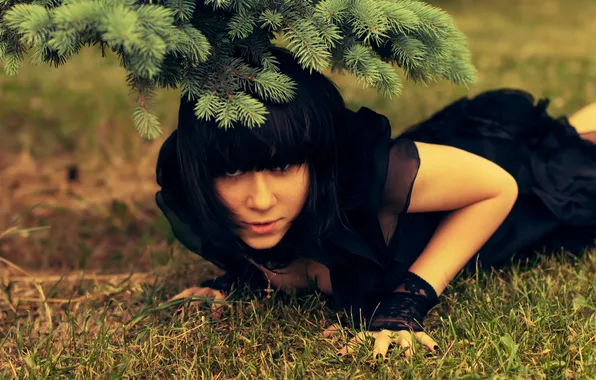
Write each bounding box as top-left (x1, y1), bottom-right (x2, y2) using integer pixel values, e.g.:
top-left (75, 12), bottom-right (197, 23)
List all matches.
top-left (194, 91), bottom-right (221, 120)
top-left (1, 0), bottom-right (478, 137)
top-left (166, 0), bottom-right (196, 23)
top-left (258, 9), bottom-right (282, 30)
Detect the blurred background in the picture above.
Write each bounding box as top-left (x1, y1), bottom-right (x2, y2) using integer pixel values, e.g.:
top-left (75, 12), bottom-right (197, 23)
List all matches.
top-left (1, 0), bottom-right (595, 275)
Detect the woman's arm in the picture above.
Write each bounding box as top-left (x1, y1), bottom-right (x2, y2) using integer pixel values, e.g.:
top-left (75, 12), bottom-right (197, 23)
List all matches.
top-left (381, 141), bottom-right (519, 296)
top-left (407, 188), bottom-right (517, 296)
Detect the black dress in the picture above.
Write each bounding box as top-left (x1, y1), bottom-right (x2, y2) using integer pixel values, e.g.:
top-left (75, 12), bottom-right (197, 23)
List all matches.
top-left (155, 88), bottom-right (596, 316)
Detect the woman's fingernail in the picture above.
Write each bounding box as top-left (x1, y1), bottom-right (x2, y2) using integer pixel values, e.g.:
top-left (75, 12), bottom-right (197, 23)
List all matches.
top-left (433, 345), bottom-right (440, 351)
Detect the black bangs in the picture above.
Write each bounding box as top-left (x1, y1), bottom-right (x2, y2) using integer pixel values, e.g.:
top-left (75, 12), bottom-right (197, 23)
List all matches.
top-left (205, 108), bottom-right (310, 177)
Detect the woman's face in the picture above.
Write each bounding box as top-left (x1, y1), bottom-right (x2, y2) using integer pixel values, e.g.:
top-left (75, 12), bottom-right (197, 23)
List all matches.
top-left (214, 164), bottom-right (309, 249)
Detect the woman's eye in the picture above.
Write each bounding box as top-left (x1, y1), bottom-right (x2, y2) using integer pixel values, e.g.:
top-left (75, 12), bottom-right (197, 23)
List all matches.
top-left (274, 164), bottom-right (292, 172)
top-left (225, 169), bottom-right (244, 177)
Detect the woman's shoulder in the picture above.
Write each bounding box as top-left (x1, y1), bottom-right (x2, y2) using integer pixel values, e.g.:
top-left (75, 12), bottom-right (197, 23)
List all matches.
top-left (337, 107), bottom-right (392, 152)
top-left (335, 107), bottom-right (393, 210)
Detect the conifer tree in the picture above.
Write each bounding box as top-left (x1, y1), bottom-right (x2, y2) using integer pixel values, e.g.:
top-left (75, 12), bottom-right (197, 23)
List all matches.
top-left (0, 0), bottom-right (477, 138)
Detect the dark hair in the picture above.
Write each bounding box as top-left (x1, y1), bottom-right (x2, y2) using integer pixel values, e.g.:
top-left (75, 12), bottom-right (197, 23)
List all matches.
top-left (176, 47), bottom-right (346, 269)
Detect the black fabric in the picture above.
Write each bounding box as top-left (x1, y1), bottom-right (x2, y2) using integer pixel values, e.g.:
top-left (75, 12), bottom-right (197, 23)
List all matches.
top-left (369, 271), bottom-right (439, 332)
top-left (382, 138), bottom-right (422, 214)
top-left (155, 88), bottom-right (596, 321)
top-left (335, 107), bottom-right (392, 211)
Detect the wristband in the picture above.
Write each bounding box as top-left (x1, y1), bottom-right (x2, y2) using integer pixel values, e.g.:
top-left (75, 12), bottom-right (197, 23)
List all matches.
top-left (369, 271), bottom-right (439, 332)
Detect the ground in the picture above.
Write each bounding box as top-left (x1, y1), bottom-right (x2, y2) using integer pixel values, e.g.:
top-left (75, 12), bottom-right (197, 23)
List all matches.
top-left (0, 0), bottom-right (595, 378)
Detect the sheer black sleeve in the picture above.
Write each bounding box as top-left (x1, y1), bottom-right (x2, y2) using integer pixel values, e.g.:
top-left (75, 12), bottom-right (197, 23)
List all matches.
top-left (381, 138), bottom-right (421, 214)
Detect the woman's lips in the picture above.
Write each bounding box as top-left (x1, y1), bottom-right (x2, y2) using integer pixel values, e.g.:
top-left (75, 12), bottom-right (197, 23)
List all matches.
top-left (246, 220), bottom-right (278, 234)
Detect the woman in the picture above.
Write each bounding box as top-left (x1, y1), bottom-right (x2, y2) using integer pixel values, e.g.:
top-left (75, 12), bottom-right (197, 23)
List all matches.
top-left (155, 47), bottom-right (596, 359)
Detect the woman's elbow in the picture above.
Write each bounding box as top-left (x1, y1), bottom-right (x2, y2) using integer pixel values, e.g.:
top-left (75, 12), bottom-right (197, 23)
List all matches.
top-left (498, 172), bottom-right (519, 210)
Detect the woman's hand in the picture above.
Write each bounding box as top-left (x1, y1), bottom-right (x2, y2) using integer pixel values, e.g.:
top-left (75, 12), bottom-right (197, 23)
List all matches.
top-left (323, 271), bottom-right (441, 359)
top-left (323, 323), bottom-right (439, 359)
top-left (168, 287), bottom-right (228, 320)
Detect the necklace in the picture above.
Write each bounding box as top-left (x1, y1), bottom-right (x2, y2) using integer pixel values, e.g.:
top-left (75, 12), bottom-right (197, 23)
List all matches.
top-left (264, 274), bottom-right (274, 299)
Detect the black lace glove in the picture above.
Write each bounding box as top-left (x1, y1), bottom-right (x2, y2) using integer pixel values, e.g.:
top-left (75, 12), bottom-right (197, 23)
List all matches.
top-left (369, 271), bottom-right (439, 332)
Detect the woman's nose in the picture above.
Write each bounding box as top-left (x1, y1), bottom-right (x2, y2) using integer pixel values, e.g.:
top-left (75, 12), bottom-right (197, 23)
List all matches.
top-left (246, 172), bottom-right (277, 210)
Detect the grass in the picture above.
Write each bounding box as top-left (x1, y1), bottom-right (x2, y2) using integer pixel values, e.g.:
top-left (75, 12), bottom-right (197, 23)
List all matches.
top-left (1, 251), bottom-right (594, 378)
top-left (1, 0), bottom-right (595, 378)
